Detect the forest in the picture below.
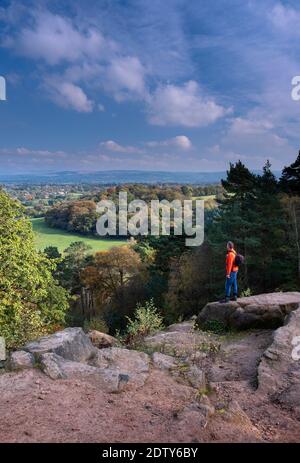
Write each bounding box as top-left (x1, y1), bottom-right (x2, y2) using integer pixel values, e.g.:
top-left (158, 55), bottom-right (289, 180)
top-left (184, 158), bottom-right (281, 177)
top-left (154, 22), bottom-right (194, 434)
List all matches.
top-left (1, 153), bottom-right (300, 347)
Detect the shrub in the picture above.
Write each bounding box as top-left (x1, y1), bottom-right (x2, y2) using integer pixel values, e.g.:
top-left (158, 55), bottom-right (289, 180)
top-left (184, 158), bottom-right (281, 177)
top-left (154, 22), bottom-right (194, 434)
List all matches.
top-left (124, 299), bottom-right (164, 345)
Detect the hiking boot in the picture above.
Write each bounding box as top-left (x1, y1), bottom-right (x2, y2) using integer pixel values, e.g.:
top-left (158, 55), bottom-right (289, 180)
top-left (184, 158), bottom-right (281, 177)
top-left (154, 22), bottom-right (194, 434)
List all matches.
top-left (219, 297), bottom-right (230, 303)
top-left (231, 295), bottom-right (238, 301)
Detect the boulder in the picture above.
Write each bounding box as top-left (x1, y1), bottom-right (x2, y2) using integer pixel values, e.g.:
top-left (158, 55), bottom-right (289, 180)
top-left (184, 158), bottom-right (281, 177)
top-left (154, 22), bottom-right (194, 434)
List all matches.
top-left (9, 350), bottom-right (35, 371)
top-left (90, 347), bottom-right (150, 388)
top-left (152, 352), bottom-right (177, 370)
top-left (23, 328), bottom-right (95, 362)
top-left (257, 304), bottom-right (300, 408)
top-left (185, 365), bottom-right (206, 390)
top-left (196, 292), bottom-right (300, 331)
top-left (39, 352), bottom-right (123, 392)
top-left (88, 330), bottom-right (119, 349)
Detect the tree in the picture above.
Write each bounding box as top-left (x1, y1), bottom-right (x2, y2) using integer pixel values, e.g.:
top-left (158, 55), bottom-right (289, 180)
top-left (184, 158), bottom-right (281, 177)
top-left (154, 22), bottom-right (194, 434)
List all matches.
top-left (58, 241), bottom-right (92, 293)
top-left (44, 246), bottom-right (61, 260)
top-left (0, 190), bottom-right (69, 348)
top-left (280, 151), bottom-right (300, 195)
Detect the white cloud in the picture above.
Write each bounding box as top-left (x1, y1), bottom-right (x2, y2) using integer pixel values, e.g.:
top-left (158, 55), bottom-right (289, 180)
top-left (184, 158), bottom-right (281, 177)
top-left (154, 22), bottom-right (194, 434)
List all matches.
top-left (104, 56), bottom-right (147, 101)
top-left (269, 3), bottom-right (300, 31)
top-left (148, 81), bottom-right (229, 127)
top-left (146, 135), bottom-right (192, 150)
top-left (15, 11), bottom-right (104, 65)
top-left (45, 79), bottom-right (94, 113)
top-left (100, 140), bottom-right (144, 154)
top-left (228, 117), bottom-right (274, 136)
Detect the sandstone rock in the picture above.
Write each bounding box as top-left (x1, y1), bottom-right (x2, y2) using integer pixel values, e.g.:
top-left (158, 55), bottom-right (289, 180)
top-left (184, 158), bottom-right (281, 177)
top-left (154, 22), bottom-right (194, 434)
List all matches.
top-left (24, 328), bottom-right (95, 362)
top-left (257, 305), bottom-right (300, 408)
top-left (177, 402), bottom-right (207, 428)
top-left (90, 347), bottom-right (150, 388)
top-left (197, 292), bottom-right (300, 331)
top-left (152, 352), bottom-right (177, 370)
top-left (166, 321), bottom-right (194, 333)
top-left (88, 330), bottom-right (119, 349)
top-left (144, 327), bottom-right (218, 358)
top-left (185, 365), bottom-right (206, 389)
top-left (9, 351), bottom-right (35, 371)
top-left (39, 353), bottom-right (122, 392)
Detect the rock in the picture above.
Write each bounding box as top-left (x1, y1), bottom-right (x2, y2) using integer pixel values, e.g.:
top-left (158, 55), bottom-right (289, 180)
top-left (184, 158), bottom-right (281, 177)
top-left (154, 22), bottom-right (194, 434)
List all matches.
top-left (39, 353), bottom-right (122, 392)
top-left (90, 347), bottom-right (150, 388)
top-left (144, 327), bottom-right (218, 358)
top-left (221, 400), bottom-right (261, 440)
top-left (152, 352), bottom-right (177, 370)
top-left (24, 328), bottom-right (95, 362)
top-left (185, 365), bottom-right (206, 389)
top-left (166, 321), bottom-right (194, 333)
top-left (88, 330), bottom-right (119, 349)
top-left (197, 292), bottom-right (300, 331)
top-left (257, 305), bottom-right (300, 408)
top-left (177, 403), bottom-right (207, 428)
top-left (9, 351), bottom-right (35, 371)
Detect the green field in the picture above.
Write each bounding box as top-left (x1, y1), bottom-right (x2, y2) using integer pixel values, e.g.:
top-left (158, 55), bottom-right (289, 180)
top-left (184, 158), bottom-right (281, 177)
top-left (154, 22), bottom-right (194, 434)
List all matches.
top-left (31, 218), bottom-right (126, 253)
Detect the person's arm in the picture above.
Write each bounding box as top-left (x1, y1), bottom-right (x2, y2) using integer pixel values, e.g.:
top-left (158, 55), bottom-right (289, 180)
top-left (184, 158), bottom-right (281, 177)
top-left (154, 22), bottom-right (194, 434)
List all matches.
top-left (226, 253), bottom-right (234, 277)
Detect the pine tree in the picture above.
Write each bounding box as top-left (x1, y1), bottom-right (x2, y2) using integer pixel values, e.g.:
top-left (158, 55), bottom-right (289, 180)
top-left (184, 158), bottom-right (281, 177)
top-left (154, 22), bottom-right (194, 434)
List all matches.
top-left (280, 151), bottom-right (300, 195)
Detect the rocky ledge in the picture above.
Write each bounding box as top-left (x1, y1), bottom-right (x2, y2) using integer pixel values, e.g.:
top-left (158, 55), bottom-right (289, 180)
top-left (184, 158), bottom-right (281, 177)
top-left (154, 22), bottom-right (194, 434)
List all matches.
top-left (2, 292), bottom-right (300, 442)
top-left (196, 292), bottom-right (300, 330)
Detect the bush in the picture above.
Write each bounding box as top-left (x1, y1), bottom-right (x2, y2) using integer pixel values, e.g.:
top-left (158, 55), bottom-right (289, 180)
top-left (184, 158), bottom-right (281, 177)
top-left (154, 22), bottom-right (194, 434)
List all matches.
top-left (124, 299), bottom-right (164, 345)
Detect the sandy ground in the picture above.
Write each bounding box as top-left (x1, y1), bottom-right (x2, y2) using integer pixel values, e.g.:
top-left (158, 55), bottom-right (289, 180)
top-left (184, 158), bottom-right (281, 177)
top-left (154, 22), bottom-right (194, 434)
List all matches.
top-left (0, 329), bottom-right (299, 443)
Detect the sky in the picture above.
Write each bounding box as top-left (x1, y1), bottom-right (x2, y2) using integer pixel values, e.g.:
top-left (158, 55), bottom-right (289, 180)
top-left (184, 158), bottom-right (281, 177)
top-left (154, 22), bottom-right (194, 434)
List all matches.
top-left (0, 0), bottom-right (300, 173)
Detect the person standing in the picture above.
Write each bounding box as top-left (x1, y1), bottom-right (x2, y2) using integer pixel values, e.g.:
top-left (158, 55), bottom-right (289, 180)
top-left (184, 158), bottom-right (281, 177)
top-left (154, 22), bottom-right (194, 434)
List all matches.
top-left (222, 241), bottom-right (239, 303)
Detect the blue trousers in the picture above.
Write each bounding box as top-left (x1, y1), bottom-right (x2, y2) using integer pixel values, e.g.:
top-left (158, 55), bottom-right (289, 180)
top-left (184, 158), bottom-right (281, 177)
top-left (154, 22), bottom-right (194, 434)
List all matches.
top-left (225, 271), bottom-right (238, 297)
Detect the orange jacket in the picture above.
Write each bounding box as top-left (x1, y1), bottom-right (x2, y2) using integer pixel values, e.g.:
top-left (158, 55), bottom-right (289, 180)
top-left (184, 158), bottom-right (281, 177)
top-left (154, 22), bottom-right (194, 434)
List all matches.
top-left (226, 249), bottom-right (238, 276)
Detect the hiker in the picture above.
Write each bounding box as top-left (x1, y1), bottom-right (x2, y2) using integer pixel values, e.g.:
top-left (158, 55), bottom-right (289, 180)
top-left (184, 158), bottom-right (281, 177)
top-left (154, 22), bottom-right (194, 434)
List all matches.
top-left (221, 241), bottom-right (239, 303)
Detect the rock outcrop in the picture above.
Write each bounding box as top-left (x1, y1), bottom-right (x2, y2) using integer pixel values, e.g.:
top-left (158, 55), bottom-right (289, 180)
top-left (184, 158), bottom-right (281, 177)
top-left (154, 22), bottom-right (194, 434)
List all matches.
top-left (9, 329), bottom-right (151, 392)
top-left (90, 347), bottom-right (150, 388)
top-left (196, 292), bottom-right (300, 330)
top-left (24, 328), bottom-right (95, 362)
top-left (39, 353), bottom-right (123, 392)
top-left (9, 351), bottom-right (35, 371)
top-left (257, 305), bottom-right (300, 415)
top-left (88, 330), bottom-right (119, 349)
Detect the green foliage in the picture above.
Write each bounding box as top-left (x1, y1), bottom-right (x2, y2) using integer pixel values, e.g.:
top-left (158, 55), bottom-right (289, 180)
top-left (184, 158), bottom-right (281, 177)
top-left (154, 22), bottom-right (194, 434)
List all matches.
top-left (0, 190), bottom-right (69, 348)
top-left (201, 319), bottom-right (227, 335)
top-left (124, 299), bottom-right (164, 345)
top-left (241, 288), bottom-right (252, 297)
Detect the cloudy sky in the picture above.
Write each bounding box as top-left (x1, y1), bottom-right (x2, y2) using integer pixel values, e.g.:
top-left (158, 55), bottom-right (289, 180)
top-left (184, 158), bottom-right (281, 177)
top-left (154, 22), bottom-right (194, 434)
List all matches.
top-left (0, 0), bottom-right (300, 173)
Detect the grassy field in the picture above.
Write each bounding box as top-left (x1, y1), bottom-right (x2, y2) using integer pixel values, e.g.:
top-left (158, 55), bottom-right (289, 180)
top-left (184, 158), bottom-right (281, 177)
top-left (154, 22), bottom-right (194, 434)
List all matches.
top-left (31, 217), bottom-right (127, 253)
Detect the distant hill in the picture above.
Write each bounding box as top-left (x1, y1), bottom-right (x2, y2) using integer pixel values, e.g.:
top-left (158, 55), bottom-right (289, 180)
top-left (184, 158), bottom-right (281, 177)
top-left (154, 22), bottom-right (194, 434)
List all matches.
top-left (0, 170), bottom-right (227, 185)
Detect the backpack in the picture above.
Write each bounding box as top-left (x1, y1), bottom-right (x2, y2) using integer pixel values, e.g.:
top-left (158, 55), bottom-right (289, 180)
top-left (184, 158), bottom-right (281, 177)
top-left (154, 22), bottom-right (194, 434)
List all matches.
top-left (234, 253), bottom-right (245, 267)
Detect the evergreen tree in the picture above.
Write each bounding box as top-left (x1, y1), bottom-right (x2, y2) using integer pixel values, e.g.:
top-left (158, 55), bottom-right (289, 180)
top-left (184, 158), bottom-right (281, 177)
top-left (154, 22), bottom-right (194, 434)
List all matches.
top-left (280, 151), bottom-right (300, 195)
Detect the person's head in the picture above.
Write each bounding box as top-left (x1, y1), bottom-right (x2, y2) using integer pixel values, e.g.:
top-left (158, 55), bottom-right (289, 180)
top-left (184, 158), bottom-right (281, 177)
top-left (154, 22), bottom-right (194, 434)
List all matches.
top-left (227, 241), bottom-right (234, 251)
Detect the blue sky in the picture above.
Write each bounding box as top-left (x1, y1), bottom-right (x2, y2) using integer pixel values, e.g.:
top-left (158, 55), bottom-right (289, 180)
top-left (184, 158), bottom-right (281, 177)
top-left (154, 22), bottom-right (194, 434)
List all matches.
top-left (0, 0), bottom-right (300, 173)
